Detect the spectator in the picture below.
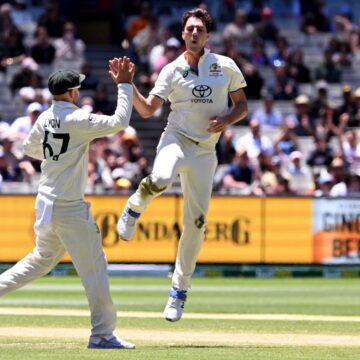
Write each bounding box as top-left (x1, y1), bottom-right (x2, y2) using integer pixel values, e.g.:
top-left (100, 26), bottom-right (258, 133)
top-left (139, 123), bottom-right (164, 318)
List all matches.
top-left (286, 150), bottom-right (314, 194)
top-left (300, 0), bottom-right (331, 34)
top-left (222, 9), bottom-right (255, 46)
top-left (288, 94), bottom-right (316, 136)
top-left (250, 37), bottom-right (269, 66)
top-left (240, 60), bottom-right (264, 100)
top-left (30, 25), bottom-right (55, 64)
top-left (37, 0), bottom-right (67, 39)
top-left (222, 148), bottom-right (258, 195)
top-left (252, 94), bottom-right (283, 128)
top-left (10, 0), bottom-right (35, 35)
top-left (10, 57), bottom-right (43, 95)
top-left (79, 62), bottom-right (99, 91)
top-left (53, 21), bottom-right (85, 72)
top-left (117, 126), bottom-right (144, 163)
top-left (314, 49), bottom-right (342, 83)
top-left (329, 157), bottom-right (348, 196)
top-left (151, 37), bottom-right (182, 81)
top-left (273, 120), bottom-right (299, 163)
top-left (235, 118), bottom-right (274, 166)
top-left (313, 169), bottom-right (334, 196)
top-left (332, 40), bottom-right (353, 68)
top-left (216, 128), bottom-right (236, 164)
top-left (255, 7), bottom-right (280, 43)
top-left (132, 16), bottom-right (167, 71)
top-left (0, 25), bottom-right (26, 68)
top-left (268, 60), bottom-right (298, 100)
top-left (306, 135), bottom-right (335, 168)
top-left (337, 84), bottom-right (357, 128)
top-left (247, 0), bottom-right (264, 24)
top-left (310, 80), bottom-right (329, 120)
top-left (127, 1), bottom-right (152, 40)
top-left (270, 35), bottom-right (290, 64)
top-left (9, 102), bottom-right (42, 140)
top-left (93, 84), bottom-right (115, 115)
top-left (288, 47), bottom-right (311, 83)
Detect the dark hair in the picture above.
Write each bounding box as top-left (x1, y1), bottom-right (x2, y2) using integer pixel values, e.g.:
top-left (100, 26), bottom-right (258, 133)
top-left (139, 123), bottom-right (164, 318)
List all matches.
top-left (182, 8), bottom-right (213, 33)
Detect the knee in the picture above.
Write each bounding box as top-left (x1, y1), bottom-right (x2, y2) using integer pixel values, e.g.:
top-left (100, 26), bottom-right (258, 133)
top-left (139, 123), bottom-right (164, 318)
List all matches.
top-left (139, 174), bottom-right (171, 196)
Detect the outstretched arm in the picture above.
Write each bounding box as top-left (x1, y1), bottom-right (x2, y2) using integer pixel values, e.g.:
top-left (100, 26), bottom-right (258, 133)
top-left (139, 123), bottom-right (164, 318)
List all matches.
top-left (132, 84), bottom-right (164, 119)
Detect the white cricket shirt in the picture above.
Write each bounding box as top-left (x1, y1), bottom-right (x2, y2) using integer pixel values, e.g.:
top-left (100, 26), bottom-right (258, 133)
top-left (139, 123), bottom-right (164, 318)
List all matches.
top-left (150, 48), bottom-right (246, 146)
top-left (23, 83), bottom-right (133, 201)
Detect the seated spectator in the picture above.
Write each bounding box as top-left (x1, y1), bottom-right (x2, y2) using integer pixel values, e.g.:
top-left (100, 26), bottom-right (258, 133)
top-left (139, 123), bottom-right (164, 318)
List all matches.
top-left (241, 60), bottom-right (264, 100)
top-left (30, 25), bottom-right (55, 64)
top-left (37, 0), bottom-right (66, 39)
top-left (310, 80), bottom-right (329, 120)
top-left (306, 135), bottom-right (335, 168)
top-left (127, 1), bottom-right (152, 40)
top-left (287, 94), bottom-right (316, 136)
top-left (10, 101), bottom-right (42, 140)
top-left (255, 7), bottom-right (279, 43)
top-left (337, 84), bottom-right (357, 127)
top-left (0, 25), bottom-right (27, 69)
top-left (10, 0), bottom-right (35, 35)
top-left (216, 129), bottom-right (236, 165)
top-left (314, 49), bottom-right (342, 83)
top-left (286, 150), bottom-right (314, 194)
top-left (288, 47), bottom-right (311, 83)
top-left (252, 94), bottom-right (283, 128)
top-left (269, 35), bottom-right (290, 64)
top-left (10, 57), bottom-right (43, 95)
top-left (268, 60), bottom-right (298, 100)
top-left (313, 169), bottom-right (334, 197)
top-left (79, 62), bottom-right (99, 91)
top-left (332, 40), bottom-right (353, 68)
top-left (235, 118), bottom-right (274, 166)
top-left (93, 84), bottom-right (115, 115)
top-left (222, 148), bottom-right (259, 195)
top-left (300, 0), bottom-right (331, 34)
top-left (339, 129), bottom-right (360, 172)
top-left (250, 37), bottom-right (269, 66)
top-left (53, 21), bottom-right (85, 72)
top-left (222, 9), bottom-right (255, 46)
top-left (151, 37), bottom-right (181, 82)
top-left (328, 157), bottom-right (348, 197)
top-left (273, 120), bottom-right (299, 164)
top-left (117, 126), bottom-right (144, 163)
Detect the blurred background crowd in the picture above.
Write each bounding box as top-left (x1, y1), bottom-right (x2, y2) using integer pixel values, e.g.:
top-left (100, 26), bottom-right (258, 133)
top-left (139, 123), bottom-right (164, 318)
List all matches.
top-left (1, 0), bottom-right (360, 197)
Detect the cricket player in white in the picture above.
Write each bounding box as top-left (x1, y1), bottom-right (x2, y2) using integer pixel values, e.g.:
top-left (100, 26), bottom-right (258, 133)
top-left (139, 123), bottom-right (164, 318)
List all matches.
top-left (0, 58), bottom-right (136, 349)
top-left (117, 8), bottom-right (248, 321)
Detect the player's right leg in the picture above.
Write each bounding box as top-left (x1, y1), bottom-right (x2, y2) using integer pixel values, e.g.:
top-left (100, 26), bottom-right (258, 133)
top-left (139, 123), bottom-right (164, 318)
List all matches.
top-left (53, 200), bottom-right (135, 349)
top-left (117, 131), bottom-right (184, 241)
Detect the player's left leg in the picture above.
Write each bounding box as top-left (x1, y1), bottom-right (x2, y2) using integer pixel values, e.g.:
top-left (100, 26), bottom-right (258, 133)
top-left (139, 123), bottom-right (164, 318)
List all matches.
top-left (164, 145), bottom-right (217, 321)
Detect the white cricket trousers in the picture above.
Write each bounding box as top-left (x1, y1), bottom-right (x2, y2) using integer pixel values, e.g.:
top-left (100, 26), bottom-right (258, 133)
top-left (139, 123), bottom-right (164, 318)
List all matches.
top-left (128, 129), bottom-right (218, 290)
top-left (0, 197), bottom-right (116, 340)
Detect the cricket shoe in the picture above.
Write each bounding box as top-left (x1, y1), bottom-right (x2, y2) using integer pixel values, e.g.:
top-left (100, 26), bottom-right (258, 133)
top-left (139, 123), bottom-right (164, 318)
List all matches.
top-left (88, 336), bottom-right (135, 349)
top-left (163, 287), bottom-right (187, 322)
top-left (117, 207), bottom-right (141, 241)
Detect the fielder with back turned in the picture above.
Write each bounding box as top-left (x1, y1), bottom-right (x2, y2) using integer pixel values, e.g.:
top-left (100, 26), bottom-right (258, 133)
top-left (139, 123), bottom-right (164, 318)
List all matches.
top-left (0, 57), bottom-right (136, 349)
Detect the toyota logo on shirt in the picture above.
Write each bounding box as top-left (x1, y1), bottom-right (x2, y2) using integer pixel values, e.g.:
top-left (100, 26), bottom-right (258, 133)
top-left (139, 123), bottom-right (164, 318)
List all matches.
top-left (191, 85), bottom-right (213, 103)
top-left (192, 85), bottom-right (212, 97)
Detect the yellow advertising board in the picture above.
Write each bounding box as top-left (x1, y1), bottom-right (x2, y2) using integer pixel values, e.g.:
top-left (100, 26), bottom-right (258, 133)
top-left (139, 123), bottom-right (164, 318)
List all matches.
top-left (264, 197), bottom-right (313, 263)
top-left (0, 195), bottom-right (346, 265)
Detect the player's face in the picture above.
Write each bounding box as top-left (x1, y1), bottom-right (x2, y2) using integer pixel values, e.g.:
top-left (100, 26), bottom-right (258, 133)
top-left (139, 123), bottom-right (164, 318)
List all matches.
top-left (182, 16), bottom-right (209, 54)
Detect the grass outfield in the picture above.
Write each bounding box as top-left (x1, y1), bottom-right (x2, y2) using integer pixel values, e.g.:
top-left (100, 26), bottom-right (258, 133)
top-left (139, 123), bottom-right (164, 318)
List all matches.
top-left (0, 277), bottom-right (359, 359)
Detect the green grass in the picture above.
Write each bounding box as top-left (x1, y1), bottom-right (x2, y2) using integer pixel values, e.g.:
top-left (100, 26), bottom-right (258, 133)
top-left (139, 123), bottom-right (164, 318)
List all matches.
top-left (0, 276), bottom-right (360, 359)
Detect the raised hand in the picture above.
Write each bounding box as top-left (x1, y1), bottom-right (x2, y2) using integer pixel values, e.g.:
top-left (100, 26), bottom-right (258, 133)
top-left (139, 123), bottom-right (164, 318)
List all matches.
top-left (108, 57), bottom-right (135, 84)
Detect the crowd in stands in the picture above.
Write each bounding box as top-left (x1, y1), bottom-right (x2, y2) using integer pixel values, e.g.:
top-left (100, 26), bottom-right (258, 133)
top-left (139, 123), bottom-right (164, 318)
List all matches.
top-left (1, 0), bottom-right (360, 197)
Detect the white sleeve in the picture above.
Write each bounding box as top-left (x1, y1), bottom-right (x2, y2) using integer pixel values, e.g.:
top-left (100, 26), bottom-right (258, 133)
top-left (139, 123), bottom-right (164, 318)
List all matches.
top-left (82, 83), bottom-right (133, 140)
top-left (23, 122), bottom-right (44, 160)
top-left (149, 64), bottom-right (173, 101)
top-left (227, 59), bottom-right (247, 92)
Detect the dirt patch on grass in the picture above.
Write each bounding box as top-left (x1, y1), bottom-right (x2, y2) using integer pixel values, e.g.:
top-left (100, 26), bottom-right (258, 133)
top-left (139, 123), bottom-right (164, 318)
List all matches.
top-left (0, 326), bottom-right (360, 347)
top-left (1, 307), bottom-right (360, 323)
